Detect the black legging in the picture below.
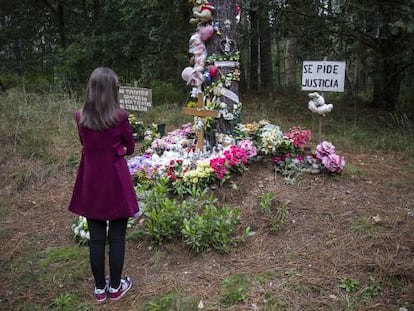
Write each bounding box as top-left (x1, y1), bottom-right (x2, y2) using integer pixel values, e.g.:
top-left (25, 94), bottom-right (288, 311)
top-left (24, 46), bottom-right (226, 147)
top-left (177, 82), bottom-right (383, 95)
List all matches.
top-left (87, 218), bottom-right (128, 290)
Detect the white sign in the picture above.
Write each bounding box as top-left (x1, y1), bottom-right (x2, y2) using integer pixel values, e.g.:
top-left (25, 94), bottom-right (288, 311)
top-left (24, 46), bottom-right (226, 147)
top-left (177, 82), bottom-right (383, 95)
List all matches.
top-left (119, 86), bottom-right (152, 112)
top-left (220, 87), bottom-right (239, 104)
top-left (302, 61), bottom-right (346, 92)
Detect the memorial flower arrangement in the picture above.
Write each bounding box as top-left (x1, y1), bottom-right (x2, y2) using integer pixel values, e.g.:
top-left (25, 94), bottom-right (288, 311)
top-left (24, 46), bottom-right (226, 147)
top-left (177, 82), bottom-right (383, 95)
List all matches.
top-left (258, 124), bottom-right (284, 155)
top-left (284, 127), bottom-right (312, 149)
top-left (182, 160), bottom-right (214, 187)
top-left (126, 121), bottom-right (343, 194)
top-left (71, 118), bottom-right (345, 243)
top-left (315, 141), bottom-right (345, 174)
top-left (151, 138), bottom-right (169, 155)
top-left (238, 139), bottom-right (257, 159)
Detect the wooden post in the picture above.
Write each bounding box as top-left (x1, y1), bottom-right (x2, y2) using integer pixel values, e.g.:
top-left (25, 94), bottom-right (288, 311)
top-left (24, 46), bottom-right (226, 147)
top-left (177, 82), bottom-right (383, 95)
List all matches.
top-left (318, 91), bottom-right (325, 144)
top-left (318, 115), bottom-right (322, 144)
top-left (182, 93), bottom-right (218, 151)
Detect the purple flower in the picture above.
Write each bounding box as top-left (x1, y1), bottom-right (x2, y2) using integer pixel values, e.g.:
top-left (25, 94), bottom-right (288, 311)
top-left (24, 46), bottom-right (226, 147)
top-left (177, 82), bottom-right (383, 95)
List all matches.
top-left (315, 141), bottom-right (336, 158)
top-left (321, 154), bottom-right (345, 173)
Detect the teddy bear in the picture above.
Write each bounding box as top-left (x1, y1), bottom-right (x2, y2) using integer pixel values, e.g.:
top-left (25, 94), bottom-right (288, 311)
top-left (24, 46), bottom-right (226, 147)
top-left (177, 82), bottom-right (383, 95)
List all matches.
top-left (308, 92), bottom-right (333, 116)
top-left (189, 0), bottom-right (215, 25)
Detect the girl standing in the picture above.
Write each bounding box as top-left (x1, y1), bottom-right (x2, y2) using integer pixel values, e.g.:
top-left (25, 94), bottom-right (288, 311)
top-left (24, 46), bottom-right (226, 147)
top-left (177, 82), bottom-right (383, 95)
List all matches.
top-left (68, 67), bottom-right (139, 301)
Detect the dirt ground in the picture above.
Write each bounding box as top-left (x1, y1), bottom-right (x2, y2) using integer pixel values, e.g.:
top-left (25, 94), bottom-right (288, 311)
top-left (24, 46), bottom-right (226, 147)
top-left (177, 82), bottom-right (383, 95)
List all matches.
top-left (1, 150), bottom-right (414, 310)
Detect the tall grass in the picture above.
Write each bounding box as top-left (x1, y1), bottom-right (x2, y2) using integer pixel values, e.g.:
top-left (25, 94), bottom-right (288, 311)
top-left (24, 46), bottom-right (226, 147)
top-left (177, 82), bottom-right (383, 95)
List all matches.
top-left (0, 88), bottom-right (80, 190)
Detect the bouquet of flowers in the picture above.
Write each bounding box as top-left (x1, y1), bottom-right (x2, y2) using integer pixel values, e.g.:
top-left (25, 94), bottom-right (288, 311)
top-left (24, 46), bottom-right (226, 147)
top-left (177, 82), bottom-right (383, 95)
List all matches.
top-left (72, 216), bottom-right (90, 245)
top-left (258, 124), bottom-right (284, 155)
top-left (315, 141), bottom-right (345, 174)
top-left (284, 127), bottom-right (311, 149)
top-left (128, 114), bottom-right (145, 140)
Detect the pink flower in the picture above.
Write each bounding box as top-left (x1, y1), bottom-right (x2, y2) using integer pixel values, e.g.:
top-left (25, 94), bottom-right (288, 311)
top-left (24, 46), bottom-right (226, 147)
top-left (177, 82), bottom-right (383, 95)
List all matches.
top-left (238, 139), bottom-right (257, 158)
top-left (284, 127), bottom-right (311, 149)
top-left (315, 141), bottom-right (336, 158)
top-left (321, 154), bottom-right (345, 173)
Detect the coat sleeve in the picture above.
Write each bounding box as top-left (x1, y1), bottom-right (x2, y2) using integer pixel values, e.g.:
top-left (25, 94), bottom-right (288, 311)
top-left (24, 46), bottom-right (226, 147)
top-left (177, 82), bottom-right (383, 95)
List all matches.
top-left (120, 116), bottom-right (135, 156)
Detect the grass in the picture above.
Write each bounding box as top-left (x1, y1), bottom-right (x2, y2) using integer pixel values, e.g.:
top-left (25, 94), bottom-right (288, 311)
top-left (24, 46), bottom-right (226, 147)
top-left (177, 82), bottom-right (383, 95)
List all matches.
top-left (351, 215), bottom-right (384, 236)
top-left (3, 245), bottom-right (91, 310)
top-left (142, 292), bottom-right (198, 311)
top-left (0, 88), bottom-right (80, 191)
top-left (220, 273), bottom-right (251, 306)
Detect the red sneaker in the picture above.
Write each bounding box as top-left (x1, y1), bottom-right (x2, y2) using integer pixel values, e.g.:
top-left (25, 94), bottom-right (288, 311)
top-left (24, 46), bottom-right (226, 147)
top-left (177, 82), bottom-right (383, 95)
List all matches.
top-left (109, 276), bottom-right (132, 301)
top-left (94, 287), bottom-right (107, 302)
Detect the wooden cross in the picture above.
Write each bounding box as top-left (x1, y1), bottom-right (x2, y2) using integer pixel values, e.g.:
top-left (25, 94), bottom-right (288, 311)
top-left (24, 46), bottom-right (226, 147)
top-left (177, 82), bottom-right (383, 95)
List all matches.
top-left (182, 92), bottom-right (218, 151)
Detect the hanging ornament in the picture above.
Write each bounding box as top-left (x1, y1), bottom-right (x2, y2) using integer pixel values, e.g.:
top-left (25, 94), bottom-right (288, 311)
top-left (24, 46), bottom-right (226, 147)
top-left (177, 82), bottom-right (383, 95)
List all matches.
top-left (214, 21), bottom-right (221, 35)
top-left (235, 4), bottom-right (241, 24)
top-left (219, 36), bottom-right (236, 56)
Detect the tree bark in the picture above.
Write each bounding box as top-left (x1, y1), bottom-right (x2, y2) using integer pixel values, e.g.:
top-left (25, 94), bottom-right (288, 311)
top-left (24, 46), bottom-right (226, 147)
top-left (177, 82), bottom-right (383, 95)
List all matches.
top-left (207, 0), bottom-right (240, 134)
top-left (249, 7), bottom-right (259, 91)
top-left (285, 33), bottom-right (297, 89)
top-left (258, 4), bottom-right (273, 96)
top-left (372, 57), bottom-right (402, 111)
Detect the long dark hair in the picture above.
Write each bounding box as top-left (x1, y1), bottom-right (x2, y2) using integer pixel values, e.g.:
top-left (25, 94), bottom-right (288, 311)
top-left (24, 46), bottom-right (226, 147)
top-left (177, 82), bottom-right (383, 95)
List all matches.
top-left (80, 67), bottom-right (124, 130)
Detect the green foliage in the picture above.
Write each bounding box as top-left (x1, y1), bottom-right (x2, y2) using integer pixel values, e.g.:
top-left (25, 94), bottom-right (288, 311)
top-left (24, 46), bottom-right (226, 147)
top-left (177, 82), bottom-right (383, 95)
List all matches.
top-left (49, 293), bottom-right (88, 311)
top-left (360, 276), bottom-right (382, 302)
top-left (144, 179), bottom-right (185, 244)
top-left (274, 157), bottom-right (303, 185)
top-left (182, 204), bottom-right (246, 254)
top-left (0, 89), bottom-right (80, 190)
top-left (142, 177), bottom-right (250, 253)
top-left (338, 277), bottom-right (360, 293)
top-left (259, 191), bottom-right (275, 213)
top-left (143, 292), bottom-right (197, 311)
top-left (2, 245), bottom-right (91, 310)
top-left (351, 215), bottom-right (384, 236)
top-left (221, 274), bottom-right (250, 306)
top-left (259, 192), bottom-right (289, 233)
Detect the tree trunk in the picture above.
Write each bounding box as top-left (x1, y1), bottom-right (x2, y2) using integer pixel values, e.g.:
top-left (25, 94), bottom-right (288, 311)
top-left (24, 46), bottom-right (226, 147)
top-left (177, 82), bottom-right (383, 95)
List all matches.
top-left (274, 38), bottom-right (281, 88)
top-left (57, 2), bottom-right (66, 49)
top-left (249, 7), bottom-right (259, 91)
top-left (207, 0), bottom-right (240, 134)
top-left (258, 4), bottom-right (273, 96)
top-left (285, 34), bottom-right (297, 89)
top-left (372, 57), bottom-right (402, 111)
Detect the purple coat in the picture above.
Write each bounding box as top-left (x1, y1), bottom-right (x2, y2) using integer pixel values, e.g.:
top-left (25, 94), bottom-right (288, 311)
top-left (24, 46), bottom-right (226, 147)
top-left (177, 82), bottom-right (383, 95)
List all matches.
top-left (68, 110), bottom-right (139, 221)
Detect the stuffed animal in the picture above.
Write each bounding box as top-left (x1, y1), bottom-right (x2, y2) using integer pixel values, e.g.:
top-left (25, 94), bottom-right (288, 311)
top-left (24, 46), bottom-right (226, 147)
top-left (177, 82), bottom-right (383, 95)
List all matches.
top-left (182, 32), bottom-right (208, 94)
top-left (189, 0), bottom-right (215, 25)
top-left (308, 92), bottom-right (333, 115)
top-left (188, 32), bottom-right (207, 72)
top-left (198, 24), bottom-right (214, 42)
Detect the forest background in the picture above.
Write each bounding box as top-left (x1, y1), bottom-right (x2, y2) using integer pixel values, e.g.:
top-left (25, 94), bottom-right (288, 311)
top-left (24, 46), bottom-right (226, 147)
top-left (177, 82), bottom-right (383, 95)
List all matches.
top-left (1, 0), bottom-right (414, 112)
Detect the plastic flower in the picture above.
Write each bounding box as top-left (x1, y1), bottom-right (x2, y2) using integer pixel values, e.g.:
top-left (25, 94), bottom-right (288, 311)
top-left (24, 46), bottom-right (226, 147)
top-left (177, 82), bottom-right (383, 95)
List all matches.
top-left (210, 156), bottom-right (228, 180)
top-left (238, 139), bottom-right (257, 159)
top-left (224, 145), bottom-right (247, 168)
top-left (259, 125), bottom-right (284, 155)
top-left (183, 160), bottom-right (214, 185)
top-left (284, 127), bottom-right (311, 149)
top-left (321, 153), bottom-right (345, 174)
top-left (315, 141), bottom-right (345, 174)
top-left (315, 141), bottom-right (336, 158)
